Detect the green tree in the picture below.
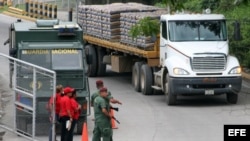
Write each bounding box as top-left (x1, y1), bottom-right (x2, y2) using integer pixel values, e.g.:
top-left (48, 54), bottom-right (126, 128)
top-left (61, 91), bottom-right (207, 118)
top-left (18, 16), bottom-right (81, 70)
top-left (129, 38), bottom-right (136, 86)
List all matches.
top-left (129, 17), bottom-right (160, 39)
top-left (154, 0), bottom-right (189, 12)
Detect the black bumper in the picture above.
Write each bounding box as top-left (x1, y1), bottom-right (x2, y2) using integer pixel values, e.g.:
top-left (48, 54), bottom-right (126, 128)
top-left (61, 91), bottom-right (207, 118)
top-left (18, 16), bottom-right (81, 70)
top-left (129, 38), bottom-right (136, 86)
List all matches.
top-left (170, 76), bottom-right (242, 96)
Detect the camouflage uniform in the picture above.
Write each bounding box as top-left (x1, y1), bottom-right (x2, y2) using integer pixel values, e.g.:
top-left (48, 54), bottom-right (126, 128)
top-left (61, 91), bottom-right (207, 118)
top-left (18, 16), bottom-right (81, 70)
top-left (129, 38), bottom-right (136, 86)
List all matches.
top-left (92, 96), bottom-right (112, 141)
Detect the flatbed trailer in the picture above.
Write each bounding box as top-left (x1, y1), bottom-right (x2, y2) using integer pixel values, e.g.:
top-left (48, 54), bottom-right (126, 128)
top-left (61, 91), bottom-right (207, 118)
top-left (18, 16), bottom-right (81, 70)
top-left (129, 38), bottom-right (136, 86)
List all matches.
top-left (84, 35), bottom-right (159, 59)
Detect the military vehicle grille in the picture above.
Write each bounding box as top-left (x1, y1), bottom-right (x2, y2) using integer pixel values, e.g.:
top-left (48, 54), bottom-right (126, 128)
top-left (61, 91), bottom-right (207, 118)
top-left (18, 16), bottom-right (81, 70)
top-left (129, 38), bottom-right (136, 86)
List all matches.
top-left (192, 55), bottom-right (226, 71)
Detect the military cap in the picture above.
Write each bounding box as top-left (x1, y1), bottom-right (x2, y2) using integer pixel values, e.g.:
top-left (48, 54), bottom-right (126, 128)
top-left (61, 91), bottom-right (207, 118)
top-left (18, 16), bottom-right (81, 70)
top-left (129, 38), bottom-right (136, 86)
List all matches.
top-left (99, 87), bottom-right (108, 92)
top-left (96, 80), bottom-right (104, 85)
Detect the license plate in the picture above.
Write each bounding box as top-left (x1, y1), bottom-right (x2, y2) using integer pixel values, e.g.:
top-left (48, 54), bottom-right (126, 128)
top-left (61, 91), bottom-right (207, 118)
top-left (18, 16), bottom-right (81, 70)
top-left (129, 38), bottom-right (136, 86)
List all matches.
top-left (205, 90), bottom-right (214, 95)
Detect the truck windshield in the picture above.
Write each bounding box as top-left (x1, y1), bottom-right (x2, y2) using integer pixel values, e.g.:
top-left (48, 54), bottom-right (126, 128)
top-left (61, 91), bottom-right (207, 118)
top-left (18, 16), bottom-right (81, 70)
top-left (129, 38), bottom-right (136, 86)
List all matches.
top-left (168, 20), bottom-right (227, 41)
top-left (20, 49), bottom-right (83, 70)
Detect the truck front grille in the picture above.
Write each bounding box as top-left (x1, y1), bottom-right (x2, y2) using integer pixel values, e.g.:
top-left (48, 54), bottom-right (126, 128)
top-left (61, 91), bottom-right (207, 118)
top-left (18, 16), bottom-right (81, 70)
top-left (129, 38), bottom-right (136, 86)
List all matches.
top-left (192, 54), bottom-right (226, 71)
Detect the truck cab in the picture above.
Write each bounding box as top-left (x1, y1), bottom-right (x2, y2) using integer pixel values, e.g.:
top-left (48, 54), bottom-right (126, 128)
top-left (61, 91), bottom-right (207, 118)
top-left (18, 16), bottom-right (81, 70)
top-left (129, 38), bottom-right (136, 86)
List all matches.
top-left (7, 19), bottom-right (89, 134)
top-left (158, 14), bottom-right (242, 105)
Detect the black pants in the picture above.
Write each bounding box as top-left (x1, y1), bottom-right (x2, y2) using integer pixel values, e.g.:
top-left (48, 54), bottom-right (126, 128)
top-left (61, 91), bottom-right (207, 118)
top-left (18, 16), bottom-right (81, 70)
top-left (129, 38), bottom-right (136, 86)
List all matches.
top-left (60, 116), bottom-right (71, 141)
top-left (68, 119), bottom-right (77, 141)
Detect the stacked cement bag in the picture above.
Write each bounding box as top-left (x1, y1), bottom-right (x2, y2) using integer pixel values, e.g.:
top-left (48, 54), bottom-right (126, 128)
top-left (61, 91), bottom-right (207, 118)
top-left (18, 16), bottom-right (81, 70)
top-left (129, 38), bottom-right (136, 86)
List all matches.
top-left (78, 3), bottom-right (165, 48)
top-left (78, 5), bottom-right (103, 38)
top-left (120, 10), bottom-right (167, 48)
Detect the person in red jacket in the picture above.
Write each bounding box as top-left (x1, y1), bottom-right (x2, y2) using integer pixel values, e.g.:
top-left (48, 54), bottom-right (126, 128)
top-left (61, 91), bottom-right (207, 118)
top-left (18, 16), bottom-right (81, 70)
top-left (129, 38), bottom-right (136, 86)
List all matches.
top-left (59, 87), bottom-right (74, 141)
top-left (68, 89), bottom-right (81, 141)
top-left (48, 84), bottom-right (63, 141)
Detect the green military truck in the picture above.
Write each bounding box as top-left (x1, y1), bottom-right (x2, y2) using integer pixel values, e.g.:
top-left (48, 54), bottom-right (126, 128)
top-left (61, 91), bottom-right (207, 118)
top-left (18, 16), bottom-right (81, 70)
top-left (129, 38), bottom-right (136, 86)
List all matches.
top-left (5, 19), bottom-right (90, 135)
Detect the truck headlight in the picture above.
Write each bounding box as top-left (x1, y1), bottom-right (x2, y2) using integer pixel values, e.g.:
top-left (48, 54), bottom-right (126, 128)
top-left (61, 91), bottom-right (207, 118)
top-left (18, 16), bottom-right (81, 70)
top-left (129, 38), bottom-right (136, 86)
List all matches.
top-left (173, 68), bottom-right (189, 75)
top-left (229, 66), bottom-right (241, 74)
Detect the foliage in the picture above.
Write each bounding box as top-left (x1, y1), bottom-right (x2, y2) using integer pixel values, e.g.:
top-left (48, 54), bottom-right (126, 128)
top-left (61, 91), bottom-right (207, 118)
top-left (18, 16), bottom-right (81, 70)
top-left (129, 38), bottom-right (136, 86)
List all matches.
top-left (0, 6), bottom-right (9, 13)
top-left (219, 3), bottom-right (250, 67)
top-left (129, 17), bottom-right (160, 39)
top-left (154, 0), bottom-right (188, 12)
top-left (183, 0), bottom-right (202, 13)
top-left (244, 51), bottom-right (250, 67)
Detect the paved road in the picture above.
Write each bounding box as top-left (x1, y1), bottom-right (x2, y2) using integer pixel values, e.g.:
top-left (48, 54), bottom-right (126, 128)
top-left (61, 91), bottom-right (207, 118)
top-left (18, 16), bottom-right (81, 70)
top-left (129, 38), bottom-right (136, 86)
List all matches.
top-left (1, 13), bottom-right (250, 141)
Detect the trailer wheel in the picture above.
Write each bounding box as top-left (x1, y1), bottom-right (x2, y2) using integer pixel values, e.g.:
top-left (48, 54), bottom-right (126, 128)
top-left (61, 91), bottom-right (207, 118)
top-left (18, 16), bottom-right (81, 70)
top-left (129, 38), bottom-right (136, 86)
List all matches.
top-left (97, 47), bottom-right (107, 76)
top-left (86, 44), bottom-right (97, 77)
top-left (140, 64), bottom-right (153, 95)
top-left (226, 93), bottom-right (238, 104)
top-left (165, 74), bottom-right (177, 105)
top-left (132, 62), bottom-right (143, 92)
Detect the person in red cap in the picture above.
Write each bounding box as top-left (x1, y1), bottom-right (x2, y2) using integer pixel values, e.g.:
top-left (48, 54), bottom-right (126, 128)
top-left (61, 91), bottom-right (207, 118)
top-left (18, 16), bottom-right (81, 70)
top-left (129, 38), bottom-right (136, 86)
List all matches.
top-left (59, 86), bottom-right (74, 141)
top-left (48, 84), bottom-right (63, 141)
top-left (68, 89), bottom-right (81, 141)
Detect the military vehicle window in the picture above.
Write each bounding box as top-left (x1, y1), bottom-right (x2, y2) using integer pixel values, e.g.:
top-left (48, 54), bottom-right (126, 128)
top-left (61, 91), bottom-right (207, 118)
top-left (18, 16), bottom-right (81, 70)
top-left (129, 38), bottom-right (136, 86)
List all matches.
top-left (51, 49), bottom-right (83, 70)
top-left (20, 49), bottom-right (51, 70)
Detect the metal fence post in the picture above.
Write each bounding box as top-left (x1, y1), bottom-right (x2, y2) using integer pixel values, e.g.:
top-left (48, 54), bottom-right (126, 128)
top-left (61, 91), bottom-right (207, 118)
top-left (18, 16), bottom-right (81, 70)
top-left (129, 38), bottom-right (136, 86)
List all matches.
top-left (68, 7), bottom-right (72, 21)
top-left (49, 4), bottom-right (52, 19)
top-left (25, 0), bottom-right (29, 16)
top-left (44, 3), bottom-right (48, 19)
top-left (29, 0), bottom-right (33, 17)
top-left (34, 1), bottom-right (38, 18)
top-left (39, 2), bottom-right (43, 19)
top-left (53, 5), bottom-right (57, 19)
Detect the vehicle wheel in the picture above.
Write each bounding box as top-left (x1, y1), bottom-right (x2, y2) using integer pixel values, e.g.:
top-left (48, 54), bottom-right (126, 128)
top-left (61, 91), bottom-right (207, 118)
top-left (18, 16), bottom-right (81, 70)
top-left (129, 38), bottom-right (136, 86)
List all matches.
top-left (226, 93), bottom-right (238, 104)
top-left (140, 64), bottom-right (153, 95)
top-left (86, 44), bottom-right (97, 77)
top-left (132, 62), bottom-right (143, 92)
top-left (165, 73), bottom-right (177, 105)
top-left (97, 47), bottom-right (106, 76)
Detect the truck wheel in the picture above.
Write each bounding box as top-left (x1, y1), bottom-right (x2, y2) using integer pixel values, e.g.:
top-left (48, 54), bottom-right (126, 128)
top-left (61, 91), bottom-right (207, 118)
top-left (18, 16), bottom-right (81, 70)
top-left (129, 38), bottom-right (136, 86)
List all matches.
top-left (86, 44), bottom-right (97, 77)
top-left (226, 93), bottom-right (238, 104)
top-left (140, 64), bottom-right (153, 95)
top-left (132, 62), bottom-right (143, 92)
top-left (165, 74), bottom-right (177, 105)
top-left (97, 47), bottom-right (106, 76)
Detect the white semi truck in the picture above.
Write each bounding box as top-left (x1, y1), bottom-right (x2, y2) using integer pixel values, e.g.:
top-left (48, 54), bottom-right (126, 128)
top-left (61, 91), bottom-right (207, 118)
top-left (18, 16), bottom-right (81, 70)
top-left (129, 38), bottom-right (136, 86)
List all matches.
top-left (80, 6), bottom-right (242, 105)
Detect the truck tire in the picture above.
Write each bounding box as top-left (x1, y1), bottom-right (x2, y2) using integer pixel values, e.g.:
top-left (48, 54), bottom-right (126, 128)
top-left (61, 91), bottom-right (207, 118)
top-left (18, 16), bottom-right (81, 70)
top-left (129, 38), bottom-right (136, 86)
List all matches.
top-left (132, 62), bottom-right (143, 92)
top-left (97, 47), bottom-right (107, 76)
top-left (86, 44), bottom-right (97, 77)
top-left (140, 64), bottom-right (153, 95)
top-left (226, 93), bottom-right (238, 104)
top-left (165, 74), bottom-right (177, 105)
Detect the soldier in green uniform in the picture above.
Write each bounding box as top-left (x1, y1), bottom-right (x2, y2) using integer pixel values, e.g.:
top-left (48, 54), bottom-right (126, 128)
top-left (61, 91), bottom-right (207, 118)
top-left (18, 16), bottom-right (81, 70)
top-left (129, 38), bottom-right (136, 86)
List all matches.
top-left (92, 87), bottom-right (113, 141)
top-left (91, 80), bottom-right (122, 106)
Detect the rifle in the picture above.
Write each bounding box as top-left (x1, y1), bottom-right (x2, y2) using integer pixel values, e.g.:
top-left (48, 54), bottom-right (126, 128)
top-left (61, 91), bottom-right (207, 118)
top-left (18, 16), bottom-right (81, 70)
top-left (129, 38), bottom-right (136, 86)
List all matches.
top-left (111, 116), bottom-right (120, 124)
top-left (110, 107), bottom-right (119, 112)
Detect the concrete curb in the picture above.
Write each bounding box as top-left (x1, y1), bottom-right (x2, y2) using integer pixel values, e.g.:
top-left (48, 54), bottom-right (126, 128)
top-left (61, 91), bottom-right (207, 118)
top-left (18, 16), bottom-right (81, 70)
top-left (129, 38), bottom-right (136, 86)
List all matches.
top-left (2, 11), bottom-right (36, 22)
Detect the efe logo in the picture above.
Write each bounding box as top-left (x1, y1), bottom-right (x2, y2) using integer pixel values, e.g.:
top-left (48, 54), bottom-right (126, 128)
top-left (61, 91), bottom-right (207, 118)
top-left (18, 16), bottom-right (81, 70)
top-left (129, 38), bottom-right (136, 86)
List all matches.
top-left (228, 129), bottom-right (246, 136)
top-left (224, 125), bottom-right (250, 141)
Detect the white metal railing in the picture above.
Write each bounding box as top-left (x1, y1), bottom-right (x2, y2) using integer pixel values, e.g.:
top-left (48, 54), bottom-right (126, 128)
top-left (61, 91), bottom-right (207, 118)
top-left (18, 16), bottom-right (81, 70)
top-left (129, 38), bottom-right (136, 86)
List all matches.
top-left (0, 52), bottom-right (56, 141)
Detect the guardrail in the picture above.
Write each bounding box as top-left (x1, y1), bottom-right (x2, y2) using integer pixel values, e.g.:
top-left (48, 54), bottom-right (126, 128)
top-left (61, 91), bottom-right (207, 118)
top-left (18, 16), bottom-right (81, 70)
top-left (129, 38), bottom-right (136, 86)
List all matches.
top-left (8, 6), bottom-right (25, 15)
top-left (27, 0), bottom-right (57, 19)
top-left (3, 0), bottom-right (57, 19)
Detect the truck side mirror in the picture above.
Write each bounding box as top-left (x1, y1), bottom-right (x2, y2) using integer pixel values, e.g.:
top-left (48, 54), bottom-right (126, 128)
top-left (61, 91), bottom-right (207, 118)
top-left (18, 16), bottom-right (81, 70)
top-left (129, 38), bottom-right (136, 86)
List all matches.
top-left (233, 21), bottom-right (242, 41)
